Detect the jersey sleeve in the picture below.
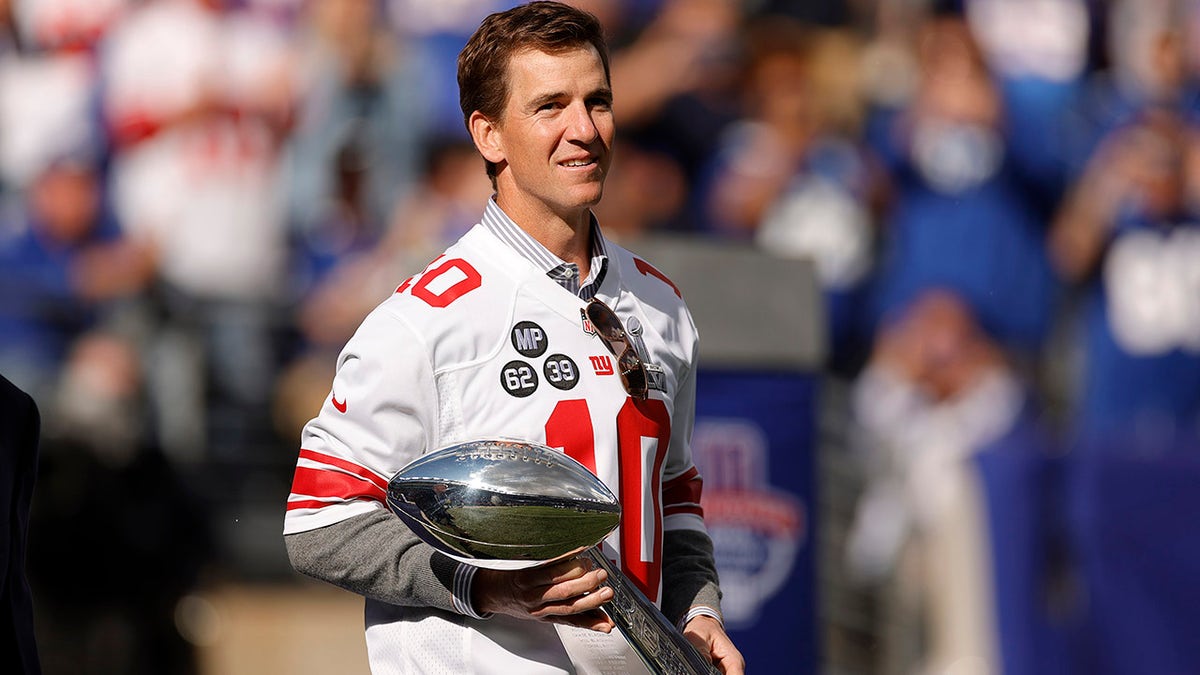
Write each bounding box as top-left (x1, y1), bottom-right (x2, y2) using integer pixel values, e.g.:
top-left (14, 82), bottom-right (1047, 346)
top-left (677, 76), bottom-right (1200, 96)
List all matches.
top-left (662, 307), bottom-right (707, 536)
top-left (658, 303), bottom-right (723, 622)
top-left (284, 304), bottom-right (437, 535)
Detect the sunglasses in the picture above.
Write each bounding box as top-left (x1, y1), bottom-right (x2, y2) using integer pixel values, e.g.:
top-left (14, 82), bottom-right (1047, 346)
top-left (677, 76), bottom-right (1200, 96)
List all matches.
top-left (585, 298), bottom-right (648, 400)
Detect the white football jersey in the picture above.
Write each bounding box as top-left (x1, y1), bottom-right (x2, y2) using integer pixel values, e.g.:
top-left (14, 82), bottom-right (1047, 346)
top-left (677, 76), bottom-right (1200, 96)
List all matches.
top-left (284, 223), bottom-right (707, 674)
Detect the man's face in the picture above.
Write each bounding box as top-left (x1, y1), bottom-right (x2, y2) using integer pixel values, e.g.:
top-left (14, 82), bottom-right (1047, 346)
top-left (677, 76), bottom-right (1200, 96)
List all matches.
top-left (486, 45), bottom-right (614, 225)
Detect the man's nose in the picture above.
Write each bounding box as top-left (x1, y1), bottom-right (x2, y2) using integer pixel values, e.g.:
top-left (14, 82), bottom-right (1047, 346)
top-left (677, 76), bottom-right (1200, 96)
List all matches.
top-left (565, 102), bottom-right (599, 143)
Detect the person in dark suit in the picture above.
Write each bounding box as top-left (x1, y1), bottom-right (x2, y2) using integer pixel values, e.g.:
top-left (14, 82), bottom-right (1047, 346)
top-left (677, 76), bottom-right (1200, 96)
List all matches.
top-left (0, 373), bottom-right (40, 674)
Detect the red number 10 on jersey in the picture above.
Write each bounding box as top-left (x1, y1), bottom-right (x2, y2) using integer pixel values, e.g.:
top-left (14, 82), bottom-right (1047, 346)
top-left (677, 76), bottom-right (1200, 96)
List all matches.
top-left (545, 397), bottom-right (672, 602)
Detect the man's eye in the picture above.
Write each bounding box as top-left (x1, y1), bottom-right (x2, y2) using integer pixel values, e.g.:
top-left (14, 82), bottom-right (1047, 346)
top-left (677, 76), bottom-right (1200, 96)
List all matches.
top-left (538, 102), bottom-right (561, 112)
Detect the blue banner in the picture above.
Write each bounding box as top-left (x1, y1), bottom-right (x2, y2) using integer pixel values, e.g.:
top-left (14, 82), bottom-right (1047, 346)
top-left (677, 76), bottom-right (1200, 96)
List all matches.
top-left (692, 369), bottom-right (818, 673)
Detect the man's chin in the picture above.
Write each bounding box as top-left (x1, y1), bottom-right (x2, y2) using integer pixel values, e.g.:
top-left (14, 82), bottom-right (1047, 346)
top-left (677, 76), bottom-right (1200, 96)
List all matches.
top-left (570, 183), bottom-right (605, 209)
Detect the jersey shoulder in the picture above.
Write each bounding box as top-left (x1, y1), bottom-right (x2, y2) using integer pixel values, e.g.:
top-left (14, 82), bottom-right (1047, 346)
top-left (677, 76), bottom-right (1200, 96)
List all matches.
top-left (609, 241), bottom-right (688, 310)
top-left (372, 228), bottom-right (524, 369)
top-left (608, 241), bottom-right (698, 361)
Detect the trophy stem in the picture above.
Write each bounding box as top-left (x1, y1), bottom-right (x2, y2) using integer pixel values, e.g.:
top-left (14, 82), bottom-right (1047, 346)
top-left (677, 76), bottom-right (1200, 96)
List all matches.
top-left (586, 548), bottom-right (721, 675)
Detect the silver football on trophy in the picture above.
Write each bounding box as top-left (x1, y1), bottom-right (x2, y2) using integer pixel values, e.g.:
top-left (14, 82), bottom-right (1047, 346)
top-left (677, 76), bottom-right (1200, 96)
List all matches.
top-left (388, 438), bottom-right (720, 674)
top-left (387, 439), bottom-right (621, 570)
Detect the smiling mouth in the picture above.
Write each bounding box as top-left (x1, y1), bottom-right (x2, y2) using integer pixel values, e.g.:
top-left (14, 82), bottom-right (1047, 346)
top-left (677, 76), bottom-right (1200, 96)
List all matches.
top-left (560, 158), bottom-right (597, 168)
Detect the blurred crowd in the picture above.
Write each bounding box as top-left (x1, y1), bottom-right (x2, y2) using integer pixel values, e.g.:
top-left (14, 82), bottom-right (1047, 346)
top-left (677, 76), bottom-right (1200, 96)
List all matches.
top-left (1, 0), bottom-right (1199, 673)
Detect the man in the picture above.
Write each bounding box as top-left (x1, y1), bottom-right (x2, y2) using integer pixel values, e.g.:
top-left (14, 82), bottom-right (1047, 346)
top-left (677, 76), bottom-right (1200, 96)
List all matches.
top-left (284, 3), bottom-right (744, 673)
top-left (0, 374), bottom-right (41, 673)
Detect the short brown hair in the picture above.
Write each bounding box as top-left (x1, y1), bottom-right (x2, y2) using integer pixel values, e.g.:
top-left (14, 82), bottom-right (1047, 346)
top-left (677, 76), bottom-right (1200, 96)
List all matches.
top-left (458, 1), bottom-right (610, 181)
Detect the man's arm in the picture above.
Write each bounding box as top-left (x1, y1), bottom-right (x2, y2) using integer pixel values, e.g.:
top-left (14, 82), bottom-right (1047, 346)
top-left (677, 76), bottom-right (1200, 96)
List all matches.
top-left (661, 528), bottom-right (722, 626)
top-left (663, 528), bottom-right (745, 675)
top-left (659, 304), bottom-right (744, 674)
top-left (285, 508), bottom-right (463, 612)
top-left (658, 331), bottom-right (723, 626)
top-left (287, 507), bottom-right (617, 627)
top-left (285, 307), bottom-right (493, 615)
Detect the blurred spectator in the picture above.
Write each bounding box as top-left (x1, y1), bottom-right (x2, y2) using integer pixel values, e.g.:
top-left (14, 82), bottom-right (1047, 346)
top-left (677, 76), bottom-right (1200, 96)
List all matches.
top-left (273, 135), bottom-right (492, 444)
top-left (286, 0), bottom-right (430, 235)
top-left (375, 135), bottom-right (495, 260)
top-left (609, 0), bottom-right (744, 229)
top-left (592, 137), bottom-right (688, 242)
top-left (1065, 0), bottom-right (1200, 169)
top-left (846, 288), bottom-right (1052, 675)
top-left (1049, 106), bottom-right (1200, 448)
top-left (0, 0), bottom-right (18, 54)
top-left (965, 0), bottom-right (1090, 88)
top-left (100, 0), bottom-right (298, 463)
top-left (699, 18), bottom-right (877, 369)
top-left (12, 0), bottom-right (127, 53)
top-left (0, 38), bottom-right (96, 205)
top-left (964, 0), bottom-right (1090, 201)
top-left (1104, 0), bottom-right (1192, 114)
top-left (608, 0), bottom-right (739, 128)
top-left (0, 157), bottom-right (151, 402)
top-left (284, 127), bottom-right (381, 329)
top-left (756, 0), bottom-right (851, 26)
top-left (382, 0), bottom-right (516, 137)
top-left (28, 332), bottom-right (214, 675)
top-left (863, 6), bottom-right (1060, 357)
top-left (8, 1), bottom-right (1200, 672)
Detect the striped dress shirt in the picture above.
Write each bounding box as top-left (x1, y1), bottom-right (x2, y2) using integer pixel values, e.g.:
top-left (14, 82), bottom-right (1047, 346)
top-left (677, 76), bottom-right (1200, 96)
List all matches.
top-left (480, 198), bottom-right (608, 300)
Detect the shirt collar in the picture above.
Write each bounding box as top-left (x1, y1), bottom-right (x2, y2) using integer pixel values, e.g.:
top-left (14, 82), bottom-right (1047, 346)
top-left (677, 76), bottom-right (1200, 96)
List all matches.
top-left (481, 197), bottom-right (608, 299)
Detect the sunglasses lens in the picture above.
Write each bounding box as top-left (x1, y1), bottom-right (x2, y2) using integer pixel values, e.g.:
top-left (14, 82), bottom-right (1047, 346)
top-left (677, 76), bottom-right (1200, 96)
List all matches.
top-left (586, 301), bottom-right (623, 339)
top-left (619, 351), bottom-right (648, 400)
top-left (587, 299), bottom-right (650, 400)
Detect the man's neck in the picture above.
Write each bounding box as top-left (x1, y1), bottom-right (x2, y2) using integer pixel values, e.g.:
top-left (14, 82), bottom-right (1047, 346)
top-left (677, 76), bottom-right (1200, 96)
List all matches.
top-left (495, 193), bottom-right (593, 274)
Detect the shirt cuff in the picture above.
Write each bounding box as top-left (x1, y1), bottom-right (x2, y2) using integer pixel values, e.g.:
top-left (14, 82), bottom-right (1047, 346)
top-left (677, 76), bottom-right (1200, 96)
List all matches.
top-left (451, 563), bottom-right (493, 620)
top-left (679, 605), bottom-right (722, 631)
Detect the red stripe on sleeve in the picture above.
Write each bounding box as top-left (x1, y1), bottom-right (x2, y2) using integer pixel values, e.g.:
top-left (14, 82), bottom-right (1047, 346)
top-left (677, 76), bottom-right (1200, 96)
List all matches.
top-left (290, 466), bottom-right (386, 503)
top-left (286, 498), bottom-right (341, 512)
top-left (663, 467), bottom-right (704, 519)
top-left (298, 449), bottom-right (387, 492)
top-left (663, 467), bottom-right (702, 506)
top-left (664, 504), bottom-right (705, 518)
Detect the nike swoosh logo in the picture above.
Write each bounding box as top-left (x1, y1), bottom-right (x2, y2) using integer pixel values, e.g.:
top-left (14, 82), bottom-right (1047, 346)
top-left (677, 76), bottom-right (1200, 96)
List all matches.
top-left (331, 395), bottom-right (347, 413)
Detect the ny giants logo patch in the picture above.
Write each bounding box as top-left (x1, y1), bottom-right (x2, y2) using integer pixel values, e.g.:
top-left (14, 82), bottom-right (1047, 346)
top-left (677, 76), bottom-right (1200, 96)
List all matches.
top-left (589, 355), bottom-right (614, 376)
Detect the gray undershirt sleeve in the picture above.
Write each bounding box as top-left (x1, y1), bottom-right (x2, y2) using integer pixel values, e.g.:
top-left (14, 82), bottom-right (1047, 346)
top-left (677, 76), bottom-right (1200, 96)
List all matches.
top-left (287, 509), bottom-right (724, 625)
top-left (660, 528), bottom-right (724, 626)
top-left (285, 509), bottom-right (461, 613)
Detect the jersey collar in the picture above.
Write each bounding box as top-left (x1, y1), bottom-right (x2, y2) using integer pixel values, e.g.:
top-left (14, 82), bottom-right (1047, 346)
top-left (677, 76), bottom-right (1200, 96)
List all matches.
top-left (480, 197), bottom-right (609, 300)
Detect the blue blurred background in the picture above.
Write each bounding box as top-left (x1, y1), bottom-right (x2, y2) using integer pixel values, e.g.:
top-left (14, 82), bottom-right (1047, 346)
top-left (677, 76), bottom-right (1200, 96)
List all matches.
top-left (2, 0), bottom-right (1199, 673)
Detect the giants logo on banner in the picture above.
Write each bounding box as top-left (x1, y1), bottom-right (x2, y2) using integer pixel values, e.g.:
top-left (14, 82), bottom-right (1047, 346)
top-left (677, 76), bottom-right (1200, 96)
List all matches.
top-left (692, 419), bottom-right (806, 627)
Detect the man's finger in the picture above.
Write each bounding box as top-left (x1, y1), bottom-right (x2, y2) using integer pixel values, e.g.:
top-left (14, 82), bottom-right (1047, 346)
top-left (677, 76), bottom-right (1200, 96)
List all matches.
top-left (533, 583), bottom-right (613, 616)
top-left (684, 632), bottom-right (713, 663)
top-left (548, 608), bottom-right (616, 633)
top-left (542, 556), bottom-right (594, 583)
top-left (535, 568), bottom-right (607, 604)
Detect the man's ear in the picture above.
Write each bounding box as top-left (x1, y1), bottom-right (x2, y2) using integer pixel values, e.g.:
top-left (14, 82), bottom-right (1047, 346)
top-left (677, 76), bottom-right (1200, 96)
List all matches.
top-left (469, 111), bottom-right (505, 165)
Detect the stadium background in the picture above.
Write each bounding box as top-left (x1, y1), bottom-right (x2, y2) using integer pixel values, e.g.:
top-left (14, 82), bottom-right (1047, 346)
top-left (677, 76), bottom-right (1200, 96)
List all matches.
top-left (2, 0), bottom-right (1199, 673)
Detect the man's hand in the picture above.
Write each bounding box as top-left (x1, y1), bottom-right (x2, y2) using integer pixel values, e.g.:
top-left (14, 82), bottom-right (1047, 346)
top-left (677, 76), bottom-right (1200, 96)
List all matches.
top-left (472, 556), bottom-right (616, 632)
top-left (683, 614), bottom-right (745, 675)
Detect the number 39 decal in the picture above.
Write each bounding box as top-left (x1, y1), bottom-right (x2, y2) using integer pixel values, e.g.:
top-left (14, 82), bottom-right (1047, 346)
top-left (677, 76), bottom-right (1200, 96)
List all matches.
top-left (545, 397), bottom-right (671, 602)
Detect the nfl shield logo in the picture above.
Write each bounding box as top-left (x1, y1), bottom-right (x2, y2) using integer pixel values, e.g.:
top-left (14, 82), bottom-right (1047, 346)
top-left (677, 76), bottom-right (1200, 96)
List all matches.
top-left (580, 308), bottom-right (597, 336)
